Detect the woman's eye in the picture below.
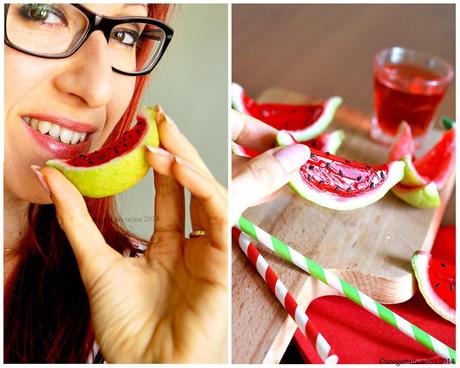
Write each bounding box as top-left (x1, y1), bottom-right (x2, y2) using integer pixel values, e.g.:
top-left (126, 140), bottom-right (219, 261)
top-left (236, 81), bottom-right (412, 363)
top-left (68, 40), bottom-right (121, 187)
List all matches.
top-left (19, 4), bottom-right (68, 26)
top-left (111, 29), bottom-right (140, 47)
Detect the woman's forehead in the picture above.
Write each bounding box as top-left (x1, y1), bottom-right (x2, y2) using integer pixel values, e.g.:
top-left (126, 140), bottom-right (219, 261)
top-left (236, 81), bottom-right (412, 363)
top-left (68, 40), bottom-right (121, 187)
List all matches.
top-left (81, 3), bottom-right (148, 17)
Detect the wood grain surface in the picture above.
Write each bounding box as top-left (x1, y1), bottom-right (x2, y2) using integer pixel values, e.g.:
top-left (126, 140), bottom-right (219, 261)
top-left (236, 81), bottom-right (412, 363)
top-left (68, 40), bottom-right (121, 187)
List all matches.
top-left (231, 88), bottom-right (455, 364)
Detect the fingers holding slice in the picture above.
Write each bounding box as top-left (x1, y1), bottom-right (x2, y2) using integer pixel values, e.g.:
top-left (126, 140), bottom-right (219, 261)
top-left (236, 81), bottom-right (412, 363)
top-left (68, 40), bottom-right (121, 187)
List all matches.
top-left (38, 166), bottom-right (121, 286)
top-left (146, 146), bottom-right (227, 250)
top-left (152, 170), bottom-right (185, 235)
top-left (230, 144), bottom-right (309, 224)
top-left (156, 107), bottom-right (212, 178)
top-left (172, 157), bottom-right (227, 250)
top-left (231, 109), bottom-right (278, 152)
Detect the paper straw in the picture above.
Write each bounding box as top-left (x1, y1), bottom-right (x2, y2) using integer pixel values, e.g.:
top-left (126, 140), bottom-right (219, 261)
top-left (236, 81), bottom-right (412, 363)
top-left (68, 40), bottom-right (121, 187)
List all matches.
top-left (233, 227), bottom-right (339, 364)
top-left (237, 216), bottom-right (456, 363)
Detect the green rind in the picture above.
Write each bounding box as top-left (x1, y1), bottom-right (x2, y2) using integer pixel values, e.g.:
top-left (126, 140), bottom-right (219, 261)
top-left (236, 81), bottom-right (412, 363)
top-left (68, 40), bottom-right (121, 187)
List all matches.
top-left (276, 130), bottom-right (405, 210)
top-left (442, 116), bottom-right (456, 130)
top-left (400, 155), bottom-right (428, 186)
top-left (324, 129), bottom-right (345, 154)
top-left (46, 107), bottom-right (159, 198)
top-left (412, 251), bottom-right (456, 324)
top-left (392, 182), bottom-right (441, 208)
top-left (293, 96), bottom-right (343, 142)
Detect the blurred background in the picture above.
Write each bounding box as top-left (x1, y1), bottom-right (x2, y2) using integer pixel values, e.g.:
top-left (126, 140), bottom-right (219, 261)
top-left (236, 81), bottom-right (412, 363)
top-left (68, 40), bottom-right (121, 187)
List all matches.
top-left (118, 4), bottom-right (228, 239)
top-left (232, 3), bottom-right (455, 225)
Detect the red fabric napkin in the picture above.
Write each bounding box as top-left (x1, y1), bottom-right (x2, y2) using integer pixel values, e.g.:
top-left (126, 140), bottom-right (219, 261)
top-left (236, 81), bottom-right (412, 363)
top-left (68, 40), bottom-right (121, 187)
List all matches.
top-left (293, 226), bottom-right (456, 364)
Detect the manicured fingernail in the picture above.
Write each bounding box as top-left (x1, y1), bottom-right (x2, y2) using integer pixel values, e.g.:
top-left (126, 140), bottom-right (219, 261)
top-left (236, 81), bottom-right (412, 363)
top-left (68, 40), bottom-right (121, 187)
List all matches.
top-left (145, 145), bottom-right (172, 157)
top-left (157, 105), bottom-right (179, 131)
top-left (174, 155), bottom-right (200, 174)
top-left (30, 165), bottom-right (51, 195)
top-left (174, 155), bottom-right (190, 167)
top-left (273, 144), bottom-right (309, 173)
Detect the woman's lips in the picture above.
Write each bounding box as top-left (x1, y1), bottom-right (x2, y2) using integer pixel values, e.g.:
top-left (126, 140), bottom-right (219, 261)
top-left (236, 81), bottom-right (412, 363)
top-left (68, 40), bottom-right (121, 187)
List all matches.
top-left (23, 119), bottom-right (91, 160)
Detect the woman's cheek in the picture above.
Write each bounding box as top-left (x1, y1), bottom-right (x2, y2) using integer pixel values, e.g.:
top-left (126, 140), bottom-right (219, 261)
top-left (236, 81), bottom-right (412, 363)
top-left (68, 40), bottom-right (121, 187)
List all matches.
top-left (93, 77), bottom-right (137, 148)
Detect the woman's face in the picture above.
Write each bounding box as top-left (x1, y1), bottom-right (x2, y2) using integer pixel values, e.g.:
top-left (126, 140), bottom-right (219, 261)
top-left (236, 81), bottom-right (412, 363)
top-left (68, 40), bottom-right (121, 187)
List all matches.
top-left (4, 4), bottom-right (148, 204)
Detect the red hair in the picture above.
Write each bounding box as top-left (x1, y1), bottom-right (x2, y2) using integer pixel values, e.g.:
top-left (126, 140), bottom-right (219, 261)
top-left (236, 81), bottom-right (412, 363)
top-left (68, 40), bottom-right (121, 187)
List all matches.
top-left (4, 4), bottom-right (172, 363)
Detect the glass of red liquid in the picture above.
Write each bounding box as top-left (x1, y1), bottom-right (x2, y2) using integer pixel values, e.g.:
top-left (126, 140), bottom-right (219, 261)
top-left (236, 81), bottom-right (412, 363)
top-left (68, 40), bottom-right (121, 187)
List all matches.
top-left (371, 47), bottom-right (453, 145)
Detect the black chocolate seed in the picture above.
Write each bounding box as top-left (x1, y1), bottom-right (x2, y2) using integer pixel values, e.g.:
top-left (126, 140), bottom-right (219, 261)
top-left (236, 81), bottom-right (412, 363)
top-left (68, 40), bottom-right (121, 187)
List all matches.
top-left (345, 159), bottom-right (351, 163)
top-left (319, 180), bottom-right (325, 185)
top-left (326, 163), bottom-right (331, 169)
top-left (380, 171), bottom-right (386, 179)
top-left (435, 283), bottom-right (440, 288)
top-left (339, 170), bottom-right (343, 176)
top-left (347, 187), bottom-right (352, 193)
top-left (325, 151), bottom-right (330, 155)
top-left (441, 263), bottom-right (446, 268)
top-left (309, 165), bottom-right (315, 170)
top-left (357, 176), bottom-right (362, 181)
top-left (370, 182), bottom-right (375, 189)
top-left (310, 153), bottom-right (316, 158)
top-left (334, 186), bottom-right (339, 192)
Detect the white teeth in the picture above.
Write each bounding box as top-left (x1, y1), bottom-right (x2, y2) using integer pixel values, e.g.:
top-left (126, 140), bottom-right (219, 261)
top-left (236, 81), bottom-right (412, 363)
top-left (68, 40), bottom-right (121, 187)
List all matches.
top-left (31, 118), bottom-right (39, 130)
top-left (38, 121), bottom-right (51, 135)
top-left (59, 127), bottom-right (73, 144)
top-left (48, 123), bottom-right (61, 138)
top-left (26, 117), bottom-right (89, 144)
top-left (70, 132), bottom-right (82, 144)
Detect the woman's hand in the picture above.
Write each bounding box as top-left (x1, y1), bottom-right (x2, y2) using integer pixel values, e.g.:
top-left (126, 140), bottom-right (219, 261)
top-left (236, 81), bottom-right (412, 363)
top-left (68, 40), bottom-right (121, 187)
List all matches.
top-left (38, 108), bottom-right (228, 363)
top-left (230, 109), bottom-right (309, 224)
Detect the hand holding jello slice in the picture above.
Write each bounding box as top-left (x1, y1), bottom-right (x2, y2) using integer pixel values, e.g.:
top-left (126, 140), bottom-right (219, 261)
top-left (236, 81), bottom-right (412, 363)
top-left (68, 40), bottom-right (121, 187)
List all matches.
top-left (46, 106), bottom-right (159, 198)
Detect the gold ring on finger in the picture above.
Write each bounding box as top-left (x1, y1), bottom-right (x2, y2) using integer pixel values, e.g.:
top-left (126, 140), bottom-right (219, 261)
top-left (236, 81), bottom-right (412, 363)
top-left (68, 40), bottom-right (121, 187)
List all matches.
top-left (189, 230), bottom-right (206, 238)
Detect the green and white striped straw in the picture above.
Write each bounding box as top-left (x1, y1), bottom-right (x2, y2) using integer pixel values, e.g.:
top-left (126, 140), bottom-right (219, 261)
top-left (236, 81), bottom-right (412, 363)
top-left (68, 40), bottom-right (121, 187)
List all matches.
top-left (238, 216), bottom-right (456, 363)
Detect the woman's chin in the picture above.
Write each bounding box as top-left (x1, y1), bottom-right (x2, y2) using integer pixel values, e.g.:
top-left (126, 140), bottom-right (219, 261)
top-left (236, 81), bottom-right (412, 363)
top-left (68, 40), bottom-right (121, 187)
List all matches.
top-left (31, 196), bottom-right (53, 205)
top-left (24, 190), bottom-right (53, 205)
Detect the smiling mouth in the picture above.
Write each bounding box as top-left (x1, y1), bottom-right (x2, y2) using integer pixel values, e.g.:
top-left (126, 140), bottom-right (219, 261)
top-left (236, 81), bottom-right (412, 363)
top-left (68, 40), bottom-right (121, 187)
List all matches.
top-left (23, 117), bottom-right (89, 145)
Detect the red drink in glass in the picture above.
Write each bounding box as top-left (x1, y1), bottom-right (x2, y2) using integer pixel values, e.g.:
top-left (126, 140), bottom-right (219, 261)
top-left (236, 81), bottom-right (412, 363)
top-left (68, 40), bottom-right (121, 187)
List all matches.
top-left (374, 64), bottom-right (446, 137)
top-left (371, 47), bottom-right (453, 145)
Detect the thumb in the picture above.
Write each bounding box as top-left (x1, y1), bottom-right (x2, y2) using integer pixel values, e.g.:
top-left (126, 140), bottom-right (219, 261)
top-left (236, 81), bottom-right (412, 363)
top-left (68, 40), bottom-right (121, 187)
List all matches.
top-left (35, 165), bottom-right (122, 287)
top-left (231, 144), bottom-right (309, 224)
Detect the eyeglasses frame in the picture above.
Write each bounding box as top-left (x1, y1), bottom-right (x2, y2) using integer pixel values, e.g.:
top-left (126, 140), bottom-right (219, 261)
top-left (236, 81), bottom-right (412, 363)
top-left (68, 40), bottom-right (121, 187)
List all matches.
top-left (4, 3), bottom-right (174, 76)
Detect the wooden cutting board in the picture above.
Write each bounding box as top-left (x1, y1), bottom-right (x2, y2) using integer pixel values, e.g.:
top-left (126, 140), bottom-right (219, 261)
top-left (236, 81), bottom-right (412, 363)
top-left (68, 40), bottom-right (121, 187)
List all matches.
top-left (232, 88), bottom-right (455, 364)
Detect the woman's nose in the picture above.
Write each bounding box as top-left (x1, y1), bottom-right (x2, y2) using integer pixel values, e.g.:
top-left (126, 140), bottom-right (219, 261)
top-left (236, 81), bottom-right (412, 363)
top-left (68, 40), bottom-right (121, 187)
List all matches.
top-left (53, 31), bottom-right (114, 108)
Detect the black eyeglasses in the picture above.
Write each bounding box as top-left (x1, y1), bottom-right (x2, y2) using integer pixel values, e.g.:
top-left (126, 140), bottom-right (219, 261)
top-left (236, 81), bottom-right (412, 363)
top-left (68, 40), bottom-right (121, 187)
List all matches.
top-left (4, 3), bottom-right (174, 76)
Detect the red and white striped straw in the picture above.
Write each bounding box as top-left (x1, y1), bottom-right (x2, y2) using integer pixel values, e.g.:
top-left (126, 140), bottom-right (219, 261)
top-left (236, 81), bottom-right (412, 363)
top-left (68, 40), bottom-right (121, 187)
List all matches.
top-left (233, 227), bottom-right (339, 364)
